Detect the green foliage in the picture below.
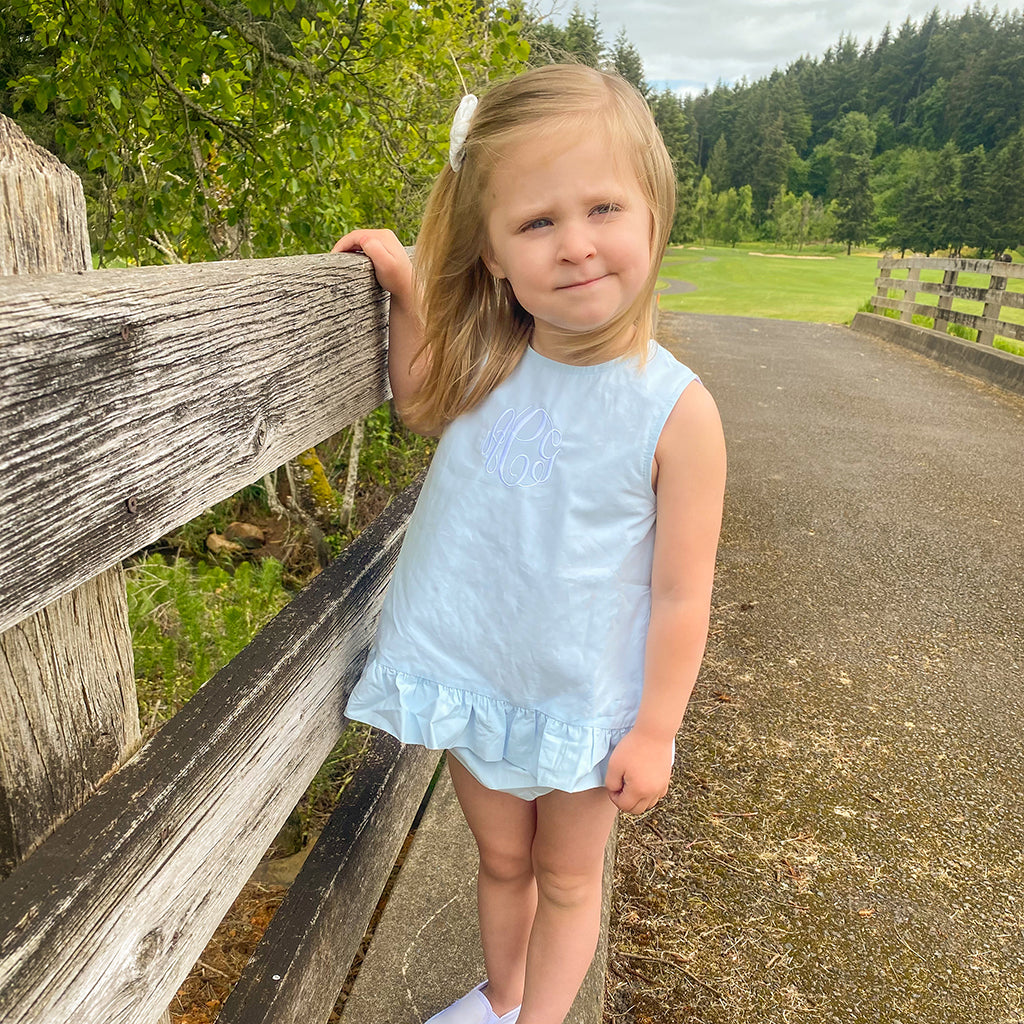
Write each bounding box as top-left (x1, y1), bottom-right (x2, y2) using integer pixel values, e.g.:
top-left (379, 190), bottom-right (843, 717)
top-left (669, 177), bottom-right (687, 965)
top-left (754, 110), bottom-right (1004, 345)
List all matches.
top-left (694, 175), bottom-right (713, 244)
top-left (769, 187), bottom-right (835, 249)
top-left (357, 403), bottom-right (437, 490)
top-left (127, 401), bottom-right (435, 725)
top-left (948, 322), bottom-right (978, 342)
top-left (650, 89), bottom-right (698, 242)
top-left (709, 185), bottom-right (753, 247)
top-left (680, 5), bottom-right (1024, 239)
top-left (127, 553), bottom-right (290, 721)
top-left (705, 136), bottom-right (730, 193)
top-left (981, 129), bottom-right (1024, 255)
top-left (829, 112), bottom-right (875, 253)
top-left (7, 0), bottom-right (529, 263)
top-left (610, 27), bottom-right (645, 95)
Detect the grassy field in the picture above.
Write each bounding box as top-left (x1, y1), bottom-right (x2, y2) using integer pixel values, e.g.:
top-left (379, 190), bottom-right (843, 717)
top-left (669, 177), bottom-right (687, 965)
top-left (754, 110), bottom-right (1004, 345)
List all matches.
top-left (656, 243), bottom-right (883, 324)
top-left (657, 242), bottom-right (1024, 356)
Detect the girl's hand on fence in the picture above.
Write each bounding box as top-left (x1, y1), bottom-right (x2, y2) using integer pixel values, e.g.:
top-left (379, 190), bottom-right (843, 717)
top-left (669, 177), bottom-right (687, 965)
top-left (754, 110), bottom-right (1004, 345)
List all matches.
top-left (604, 727), bottom-right (674, 815)
top-left (332, 229), bottom-right (414, 307)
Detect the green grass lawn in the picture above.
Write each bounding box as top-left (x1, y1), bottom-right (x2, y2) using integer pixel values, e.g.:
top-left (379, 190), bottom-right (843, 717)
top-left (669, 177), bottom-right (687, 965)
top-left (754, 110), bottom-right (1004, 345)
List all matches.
top-left (656, 243), bottom-right (882, 324)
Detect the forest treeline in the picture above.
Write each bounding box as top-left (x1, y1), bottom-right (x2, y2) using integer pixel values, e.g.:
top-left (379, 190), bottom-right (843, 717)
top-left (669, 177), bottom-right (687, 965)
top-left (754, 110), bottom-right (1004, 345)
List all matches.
top-left (3, 1), bottom-right (1022, 262)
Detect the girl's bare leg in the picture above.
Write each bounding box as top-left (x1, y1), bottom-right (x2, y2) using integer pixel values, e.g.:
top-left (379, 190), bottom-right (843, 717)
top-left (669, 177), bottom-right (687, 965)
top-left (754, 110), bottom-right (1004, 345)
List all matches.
top-left (519, 787), bottom-right (619, 1024)
top-left (448, 756), bottom-right (538, 1017)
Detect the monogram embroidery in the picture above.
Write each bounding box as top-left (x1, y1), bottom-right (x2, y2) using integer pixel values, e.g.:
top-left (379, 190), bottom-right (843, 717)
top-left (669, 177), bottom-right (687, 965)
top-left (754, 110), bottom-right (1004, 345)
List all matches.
top-left (481, 406), bottom-right (563, 487)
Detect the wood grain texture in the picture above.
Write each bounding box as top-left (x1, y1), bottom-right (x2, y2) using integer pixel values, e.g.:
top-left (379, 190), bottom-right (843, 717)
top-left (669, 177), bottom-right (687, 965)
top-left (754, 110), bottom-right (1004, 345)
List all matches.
top-left (871, 294), bottom-right (1024, 343)
top-left (0, 114), bottom-right (90, 275)
top-left (218, 733), bottom-right (440, 1024)
top-left (0, 251), bottom-right (390, 634)
top-left (0, 566), bottom-right (140, 876)
top-left (0, 478), bottom-right (420, 1024)
top-left (0, 116), bottom-right (140, 886)
top-left (878, 255), bottom-right (1024, 280)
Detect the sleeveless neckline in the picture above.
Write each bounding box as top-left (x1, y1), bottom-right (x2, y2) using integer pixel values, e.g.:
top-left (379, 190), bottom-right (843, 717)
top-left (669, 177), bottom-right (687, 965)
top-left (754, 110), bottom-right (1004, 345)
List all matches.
top-left (523, 341), bottom-right (641, 374)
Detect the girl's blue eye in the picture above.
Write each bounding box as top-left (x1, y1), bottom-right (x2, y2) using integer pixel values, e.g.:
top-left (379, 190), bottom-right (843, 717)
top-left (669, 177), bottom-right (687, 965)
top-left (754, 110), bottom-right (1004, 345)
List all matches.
top-left (592, 203), bottom-right (621, 216)
top-left (522, 218), bottom-right (552, 231)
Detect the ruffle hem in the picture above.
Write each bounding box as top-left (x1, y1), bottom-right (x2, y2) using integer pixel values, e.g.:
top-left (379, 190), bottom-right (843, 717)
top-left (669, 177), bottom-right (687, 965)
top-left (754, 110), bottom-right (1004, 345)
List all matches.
top-left (345, 660), bottom-right (631, 797)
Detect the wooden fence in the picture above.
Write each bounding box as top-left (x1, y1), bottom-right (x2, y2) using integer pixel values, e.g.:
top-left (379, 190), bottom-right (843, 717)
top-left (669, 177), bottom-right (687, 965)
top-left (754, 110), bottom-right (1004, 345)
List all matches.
top-left (0, 115), bottom-right (439, 1024)
top-left (870, 255), bottom-right (1024, 348)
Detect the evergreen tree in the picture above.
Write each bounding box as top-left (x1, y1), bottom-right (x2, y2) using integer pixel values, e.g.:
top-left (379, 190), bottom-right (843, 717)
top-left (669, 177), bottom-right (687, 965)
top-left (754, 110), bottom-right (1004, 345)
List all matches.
top-left (980, 129), bottom-right (1024, 255)
top-left (694, 174), bottom-right (713, 244)
top-left (649, 89), bottom-right (698, 242)
top-left (562, 4), bottom-right (605, 67)
top-left (935, 141), bottom-right (967, 254)
top-left (959, 145), bottom-right (990, 253)
top-left (706, 135), bottom-right (731, 191)
top-left (610, 27), bottom-right (646, 94)
top-left (830, 112), bottom-right (876, 253)
top-left (519, 2), bottom-right (604, 67)
top-left (711, 185), bottom-right (753, 246)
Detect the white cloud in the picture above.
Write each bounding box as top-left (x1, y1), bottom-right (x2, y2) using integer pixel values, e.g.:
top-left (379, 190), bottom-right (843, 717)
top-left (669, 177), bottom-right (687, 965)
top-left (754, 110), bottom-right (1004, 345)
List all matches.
top-left (552, 0), bottom-right (998, 90)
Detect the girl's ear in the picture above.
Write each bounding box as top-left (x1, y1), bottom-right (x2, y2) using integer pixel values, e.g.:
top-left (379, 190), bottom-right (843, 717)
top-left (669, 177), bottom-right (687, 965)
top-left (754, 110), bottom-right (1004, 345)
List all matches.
top-left (482, 249), bottom-right (507, 279)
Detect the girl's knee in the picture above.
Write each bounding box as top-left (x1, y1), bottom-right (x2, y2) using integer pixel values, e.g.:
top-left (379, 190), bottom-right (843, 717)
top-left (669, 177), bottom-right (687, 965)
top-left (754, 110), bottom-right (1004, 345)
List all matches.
top-left (478, 838), bottom-right (534, 885)
top-left (531, 853), bottom-right (603, 910)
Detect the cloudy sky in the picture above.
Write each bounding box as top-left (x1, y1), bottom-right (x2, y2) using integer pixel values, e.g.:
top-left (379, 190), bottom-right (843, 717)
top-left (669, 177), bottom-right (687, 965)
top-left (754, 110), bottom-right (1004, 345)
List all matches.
top-left (552, 1), bottom-right (1012, 94)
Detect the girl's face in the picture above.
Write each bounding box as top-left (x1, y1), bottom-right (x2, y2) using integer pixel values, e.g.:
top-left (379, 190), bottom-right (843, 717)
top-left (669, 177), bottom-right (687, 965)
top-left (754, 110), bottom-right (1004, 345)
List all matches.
top-left (482, 128), bottom-right (652, 360)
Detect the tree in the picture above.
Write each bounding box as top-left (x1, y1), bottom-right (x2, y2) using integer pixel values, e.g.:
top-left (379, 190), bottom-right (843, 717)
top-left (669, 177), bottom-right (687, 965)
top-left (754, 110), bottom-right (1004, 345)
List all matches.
top-left (710, 185), bottom-right (752, 246)
top-left (609, 27), bottom-right (645, 94)
top-left (649, 89), bottom-right (698, 243)
top-left (770, 187), bottom-right (800, 246)
top-left (525, 2), bottom-right (604, 67)
top-left (562, 4), bottom-right (604, 67)
top-left (979, 128), bottom-right (1024, 255)
top-left (958, 145), bottom-right (991, 253)
top-left (830, 112), bottom-right (876, 253)
top-left (9, 0), bottom-right (528, 263)
top-left (705, 135), bottom-right (730, 192)
top-left (694, 174), bottom-right (713, 243)
top-left (893, 149), bottom-right (943, 255)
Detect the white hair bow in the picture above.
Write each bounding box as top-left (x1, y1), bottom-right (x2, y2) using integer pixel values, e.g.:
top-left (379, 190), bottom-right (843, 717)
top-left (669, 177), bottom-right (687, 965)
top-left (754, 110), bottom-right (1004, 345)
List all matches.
top-left (449, 93), bottom-right (478, 173)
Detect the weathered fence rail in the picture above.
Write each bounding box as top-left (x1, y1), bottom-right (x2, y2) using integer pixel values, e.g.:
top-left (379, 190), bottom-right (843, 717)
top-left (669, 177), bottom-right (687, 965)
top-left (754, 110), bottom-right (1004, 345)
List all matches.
top-left (0, 114), bottom-right (436, 1024)
top-left (0, 254), bottom-right (390, 634)
top-left (0, 479), bottom-right (435, 1024)
top-left (870, 255), bottom-right (1024, 347)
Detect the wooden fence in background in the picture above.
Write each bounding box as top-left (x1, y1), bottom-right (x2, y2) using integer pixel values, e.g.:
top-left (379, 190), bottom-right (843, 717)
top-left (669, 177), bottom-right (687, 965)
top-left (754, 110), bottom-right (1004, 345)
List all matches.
top-left (0, 114), bottom-right (438, 1024)
top-left (871, 255), bottom-right (1024, 348)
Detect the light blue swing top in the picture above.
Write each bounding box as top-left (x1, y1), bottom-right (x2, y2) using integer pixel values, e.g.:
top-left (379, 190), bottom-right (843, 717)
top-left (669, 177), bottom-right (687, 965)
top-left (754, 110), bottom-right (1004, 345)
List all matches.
top-left (345, 340), bottom-right (699, 797)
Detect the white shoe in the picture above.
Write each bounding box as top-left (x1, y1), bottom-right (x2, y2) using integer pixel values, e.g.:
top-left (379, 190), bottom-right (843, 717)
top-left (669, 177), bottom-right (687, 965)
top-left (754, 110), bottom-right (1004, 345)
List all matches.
top-left (423, 981), bottom-right (522, 1024)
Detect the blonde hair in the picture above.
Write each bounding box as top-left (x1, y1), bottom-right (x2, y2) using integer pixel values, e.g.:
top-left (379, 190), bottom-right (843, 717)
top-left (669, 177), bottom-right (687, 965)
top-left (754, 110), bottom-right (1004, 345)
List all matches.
top-left (407, 63), bottom-right (675, 433)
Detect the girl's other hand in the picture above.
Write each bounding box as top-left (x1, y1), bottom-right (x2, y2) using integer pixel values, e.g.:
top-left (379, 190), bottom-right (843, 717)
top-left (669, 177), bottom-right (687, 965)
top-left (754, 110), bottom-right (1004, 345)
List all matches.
top-left (331, 229), bottom-right (413, 305)
top-left (604, 727), bottom-right (674, 815)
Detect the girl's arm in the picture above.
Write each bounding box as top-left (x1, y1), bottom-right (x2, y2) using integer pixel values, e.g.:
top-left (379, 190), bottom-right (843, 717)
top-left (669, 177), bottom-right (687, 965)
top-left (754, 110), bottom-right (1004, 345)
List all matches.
top-left (605, 380), bottom-right (727, 815)
top-left (331, 230), bottom-right (430, 428)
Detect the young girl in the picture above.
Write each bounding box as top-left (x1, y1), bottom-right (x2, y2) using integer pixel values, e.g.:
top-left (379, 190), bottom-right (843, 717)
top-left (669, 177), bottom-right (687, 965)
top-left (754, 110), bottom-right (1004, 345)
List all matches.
top-left (333, 63), bottom-right (725, 1024)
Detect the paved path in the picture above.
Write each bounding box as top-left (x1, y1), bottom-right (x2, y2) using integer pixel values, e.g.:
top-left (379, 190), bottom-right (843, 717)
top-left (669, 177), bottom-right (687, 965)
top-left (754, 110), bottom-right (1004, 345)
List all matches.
top-left (657, 277), bottom-right (697, 295)
top-left (607, 312), bottom-right (1024, 1023)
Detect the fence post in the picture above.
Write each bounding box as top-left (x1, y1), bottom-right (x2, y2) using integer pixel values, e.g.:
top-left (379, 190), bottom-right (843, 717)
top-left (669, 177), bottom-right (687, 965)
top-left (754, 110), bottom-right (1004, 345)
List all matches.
top-left (977, 267), bottom-right (1008, 347)
top-left (0, 115), bottom-right (169, 1024)
top-left (932, 266), bottom-right (959, 335)
top-left (900, 266), bottom-right (920, 323)
top-left (873, 261), bottom-right (893, 313)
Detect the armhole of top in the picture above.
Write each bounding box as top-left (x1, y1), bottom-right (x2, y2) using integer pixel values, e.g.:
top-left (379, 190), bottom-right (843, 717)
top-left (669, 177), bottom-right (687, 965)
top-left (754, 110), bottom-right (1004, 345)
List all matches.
top-left (644, 371), bottom-right (702, 495)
